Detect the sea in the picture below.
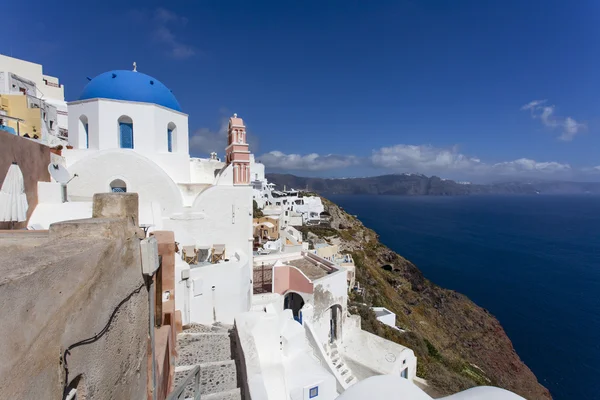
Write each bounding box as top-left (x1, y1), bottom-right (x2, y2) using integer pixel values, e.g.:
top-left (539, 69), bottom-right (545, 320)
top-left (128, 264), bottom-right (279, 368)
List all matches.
top-left (328, 194), bottom-right (600, 400)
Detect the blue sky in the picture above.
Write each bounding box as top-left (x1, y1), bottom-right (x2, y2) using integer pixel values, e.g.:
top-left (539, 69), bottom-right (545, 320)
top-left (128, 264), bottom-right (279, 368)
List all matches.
top-left (3, 0), bottom-right (600, 182)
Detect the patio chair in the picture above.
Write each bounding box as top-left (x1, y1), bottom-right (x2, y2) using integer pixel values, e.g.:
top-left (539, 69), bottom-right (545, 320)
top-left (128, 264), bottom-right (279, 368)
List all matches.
top-left (211, 244), bottom-right (226, 263)
top-left (182, 245), bottom-right (198, 264)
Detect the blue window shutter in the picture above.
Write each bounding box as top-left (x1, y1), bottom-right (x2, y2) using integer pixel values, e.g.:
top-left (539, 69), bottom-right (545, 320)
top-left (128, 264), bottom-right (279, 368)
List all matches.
top-left (119, 122), bottom-right (133, 149)
top-left (85, 123), bottom-right (89, 148)
top-left (167, 129), bottom-right (173, 152)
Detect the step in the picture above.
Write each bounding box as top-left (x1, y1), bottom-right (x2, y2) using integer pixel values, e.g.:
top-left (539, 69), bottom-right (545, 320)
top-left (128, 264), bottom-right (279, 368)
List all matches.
top-left (346, 376), bottom-right (358, 385)
top-left (177, 333), bottom-right (232, 366)
top-left (184, 322), bottom-right (233, 334)
top-left (174, 360), bottom-right (238, 397)
top-left (203, 388), bottom-right (242, 400)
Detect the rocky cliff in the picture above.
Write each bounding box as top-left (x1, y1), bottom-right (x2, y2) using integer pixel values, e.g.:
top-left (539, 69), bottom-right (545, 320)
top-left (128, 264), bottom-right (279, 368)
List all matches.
top-left (303, 196), bottom-right (551, 399)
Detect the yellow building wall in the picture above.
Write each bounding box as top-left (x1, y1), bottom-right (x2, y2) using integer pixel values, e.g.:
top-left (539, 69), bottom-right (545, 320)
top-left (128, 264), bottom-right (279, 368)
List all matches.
top-left (0, 95), bottom-right (41, 138)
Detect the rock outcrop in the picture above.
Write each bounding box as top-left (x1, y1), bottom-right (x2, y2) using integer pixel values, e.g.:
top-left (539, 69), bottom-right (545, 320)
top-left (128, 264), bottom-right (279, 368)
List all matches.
top-left (306, 197), bottom-right (551, 399)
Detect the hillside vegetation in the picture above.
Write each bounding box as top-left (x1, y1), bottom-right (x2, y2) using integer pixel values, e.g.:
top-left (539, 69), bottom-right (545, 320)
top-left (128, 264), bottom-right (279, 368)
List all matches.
top-left (305, 196), bottom-right (551, 399)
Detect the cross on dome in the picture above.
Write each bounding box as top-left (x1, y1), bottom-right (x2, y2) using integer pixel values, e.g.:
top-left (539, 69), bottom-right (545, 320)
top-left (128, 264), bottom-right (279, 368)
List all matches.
top-left (133, 61), bottom-right (137, 72)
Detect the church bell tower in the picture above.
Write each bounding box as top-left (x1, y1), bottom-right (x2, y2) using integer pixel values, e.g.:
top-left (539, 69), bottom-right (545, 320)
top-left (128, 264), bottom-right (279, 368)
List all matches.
top-left (225, 113), bottom-right (251, 185)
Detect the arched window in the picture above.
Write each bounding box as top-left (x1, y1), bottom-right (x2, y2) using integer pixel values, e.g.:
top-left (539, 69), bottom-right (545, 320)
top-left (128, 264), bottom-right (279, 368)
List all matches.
top-left (118, 115), bottom-right (133, 149)
top-left (110, 179), bottom-right (127, 193)
top-left (79, 115), bottom-right (89, 149)
top-left (167, 122), bottom-right (177, 152)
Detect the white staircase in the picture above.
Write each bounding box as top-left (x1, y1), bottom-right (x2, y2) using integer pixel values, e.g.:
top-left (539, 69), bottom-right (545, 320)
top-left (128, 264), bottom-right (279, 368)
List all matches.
top-left (324, 342), bottom-right (358, 387)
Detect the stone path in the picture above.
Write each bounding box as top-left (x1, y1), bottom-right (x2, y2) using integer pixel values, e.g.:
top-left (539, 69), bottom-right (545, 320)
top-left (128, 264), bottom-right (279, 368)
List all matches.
top-left (172, 323), bottom-right (241, 400)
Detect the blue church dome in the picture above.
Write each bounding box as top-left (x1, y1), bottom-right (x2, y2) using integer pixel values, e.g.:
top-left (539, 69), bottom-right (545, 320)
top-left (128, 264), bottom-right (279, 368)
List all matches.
top-left (78, 70), bottom-right (182, 111)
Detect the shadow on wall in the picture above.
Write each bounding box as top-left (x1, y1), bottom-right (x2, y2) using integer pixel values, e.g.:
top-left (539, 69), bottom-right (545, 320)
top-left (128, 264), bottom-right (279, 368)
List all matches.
top-left (0, 131), bottom-right (51, 229)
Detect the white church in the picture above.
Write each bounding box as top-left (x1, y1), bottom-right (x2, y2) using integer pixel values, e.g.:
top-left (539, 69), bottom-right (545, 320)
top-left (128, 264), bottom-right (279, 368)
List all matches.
top-left (30, 65), bottom-right (260, 326)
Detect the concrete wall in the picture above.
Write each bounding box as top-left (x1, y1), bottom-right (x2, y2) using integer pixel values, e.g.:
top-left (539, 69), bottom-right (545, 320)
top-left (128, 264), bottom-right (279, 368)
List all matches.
top-left (0, 130), bottom-right (51, 229)
top-left (0, 195), bottom-right (149, 399)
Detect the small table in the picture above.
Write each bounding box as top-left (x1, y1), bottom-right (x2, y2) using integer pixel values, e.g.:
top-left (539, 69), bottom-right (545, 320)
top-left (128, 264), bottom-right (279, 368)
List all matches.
top-left (140, 224), bottom-right (154, 237)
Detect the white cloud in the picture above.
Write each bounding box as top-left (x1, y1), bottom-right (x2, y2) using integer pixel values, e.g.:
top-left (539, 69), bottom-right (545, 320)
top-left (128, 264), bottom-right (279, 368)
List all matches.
top-left (522, 99), bottom-right (585, 141)
top-left (258, 151), bottom-right (359, 171)
top-left (133, 8), bottom-right (196, 60)
top-left (490, 158), bottom-right (571, 175)
top-left (258, 144), bottom-right (582, 180)
top-left (370, 144), bottom-right (483, 171)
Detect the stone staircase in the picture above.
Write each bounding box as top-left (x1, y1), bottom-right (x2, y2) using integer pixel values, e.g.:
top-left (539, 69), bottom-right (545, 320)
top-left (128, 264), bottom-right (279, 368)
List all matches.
top-left (173, 323), bottom-right (241, 400)
top-left (324, 341), bottom-right (358, 387)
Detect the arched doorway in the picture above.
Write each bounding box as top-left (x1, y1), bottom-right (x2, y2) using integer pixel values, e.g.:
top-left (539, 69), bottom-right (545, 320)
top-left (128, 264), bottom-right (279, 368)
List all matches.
top-left (283, 292), bottom-right (305, 323)
top-left (328, 304), bottom-right (343, 343)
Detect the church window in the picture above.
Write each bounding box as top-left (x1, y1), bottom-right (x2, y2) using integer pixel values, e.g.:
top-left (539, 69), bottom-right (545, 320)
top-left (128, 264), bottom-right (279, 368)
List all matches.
top-left (167, 122), bottom-right (177, 152)
top-left (118, 115), bottom-right (133, 149)
top-left (110, 179), bottom-right (127, 193)
top-left (79, 115), bottom-right (89, 149)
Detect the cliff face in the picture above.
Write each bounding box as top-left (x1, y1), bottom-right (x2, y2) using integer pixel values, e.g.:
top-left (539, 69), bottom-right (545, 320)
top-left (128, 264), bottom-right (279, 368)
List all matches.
top-left (310, 197), bottom-right (551, 399)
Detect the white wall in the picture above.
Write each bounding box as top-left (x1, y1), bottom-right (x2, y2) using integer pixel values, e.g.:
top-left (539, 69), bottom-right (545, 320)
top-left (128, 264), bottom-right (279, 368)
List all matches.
top-left (341, 329), bottom-right (417, 382)
top-left (309, 268), bottom-right (349, 348)
top-left (190, 158), bottom-right (225, 184)
top-left (372, 307), bottom-right (396, 328)
top-left (0, 55), bottom-right (64, 101)
top-left (184, 251), bottom-right (251, 325)
top-left (67, 98), bottom-right (191, 182)
top-left (250, 155), bottom-right (265, 181)
top-left (165, 184), bottom-right (253, 254)
top-left (65, 149), bottom-right (184, 215)
top-left (235, 309), bottom-right (337, 400)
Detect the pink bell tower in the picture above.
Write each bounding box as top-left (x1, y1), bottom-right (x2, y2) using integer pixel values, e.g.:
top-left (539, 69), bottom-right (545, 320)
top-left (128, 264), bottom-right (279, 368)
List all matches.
top-left (226, 113), bottom-right (251, 185)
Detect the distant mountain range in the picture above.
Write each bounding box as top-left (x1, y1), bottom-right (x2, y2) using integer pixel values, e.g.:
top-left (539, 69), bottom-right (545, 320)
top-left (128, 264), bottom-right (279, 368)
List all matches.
top-left (266, 173), bottom-right (600, 195)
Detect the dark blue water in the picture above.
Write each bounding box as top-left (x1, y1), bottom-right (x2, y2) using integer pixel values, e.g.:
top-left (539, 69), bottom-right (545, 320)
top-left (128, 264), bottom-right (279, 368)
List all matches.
top-left (329, 195), bottom-right (600, 400)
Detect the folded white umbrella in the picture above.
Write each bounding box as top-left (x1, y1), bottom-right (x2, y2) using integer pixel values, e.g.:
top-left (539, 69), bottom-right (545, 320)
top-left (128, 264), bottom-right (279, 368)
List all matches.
top-left (0, 163), bottom-right (28, 222)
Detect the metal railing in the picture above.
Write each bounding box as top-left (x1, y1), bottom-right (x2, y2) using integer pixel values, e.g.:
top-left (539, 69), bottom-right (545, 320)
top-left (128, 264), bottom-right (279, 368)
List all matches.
top-left (167, 365), bottom-right (201, 400)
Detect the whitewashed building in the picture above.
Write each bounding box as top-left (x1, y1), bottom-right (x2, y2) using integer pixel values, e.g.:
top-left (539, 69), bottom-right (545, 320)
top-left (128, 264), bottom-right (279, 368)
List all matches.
top-left (29, 66), bottom-right (257, 325)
